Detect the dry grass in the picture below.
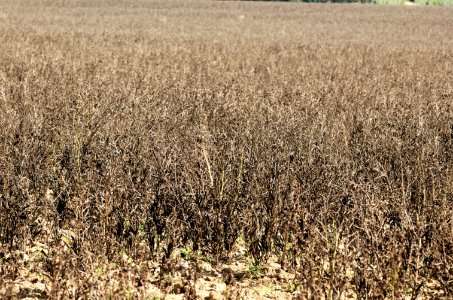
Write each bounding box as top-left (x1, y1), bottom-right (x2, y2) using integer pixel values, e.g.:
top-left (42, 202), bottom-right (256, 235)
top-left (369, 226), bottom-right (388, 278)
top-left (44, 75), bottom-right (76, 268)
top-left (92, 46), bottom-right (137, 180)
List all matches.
top-left (1, 0), bottom-right (453, 299)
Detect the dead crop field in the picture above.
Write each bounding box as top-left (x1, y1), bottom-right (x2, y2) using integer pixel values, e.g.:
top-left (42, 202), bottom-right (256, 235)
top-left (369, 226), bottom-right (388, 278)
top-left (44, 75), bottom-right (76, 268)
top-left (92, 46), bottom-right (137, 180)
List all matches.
top-left (1, 0), bottom-right (453, 299)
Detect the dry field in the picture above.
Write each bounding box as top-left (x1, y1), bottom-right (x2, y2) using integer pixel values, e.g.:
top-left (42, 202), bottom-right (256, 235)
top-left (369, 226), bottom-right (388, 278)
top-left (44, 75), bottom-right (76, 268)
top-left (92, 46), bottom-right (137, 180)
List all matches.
top-left (1, 0), bottom-right (453, 299)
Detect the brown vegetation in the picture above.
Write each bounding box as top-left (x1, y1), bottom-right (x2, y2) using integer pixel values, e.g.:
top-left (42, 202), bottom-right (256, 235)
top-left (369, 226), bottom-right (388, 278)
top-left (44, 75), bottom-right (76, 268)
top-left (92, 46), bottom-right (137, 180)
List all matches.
top-left (1, 0), bottom-right (453, 298)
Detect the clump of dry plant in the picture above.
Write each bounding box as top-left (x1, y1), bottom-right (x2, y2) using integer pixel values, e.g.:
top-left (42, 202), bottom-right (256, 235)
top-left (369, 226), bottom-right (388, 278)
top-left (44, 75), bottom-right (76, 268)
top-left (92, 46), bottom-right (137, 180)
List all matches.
top-left (1, 0), bottom-right (452, 298)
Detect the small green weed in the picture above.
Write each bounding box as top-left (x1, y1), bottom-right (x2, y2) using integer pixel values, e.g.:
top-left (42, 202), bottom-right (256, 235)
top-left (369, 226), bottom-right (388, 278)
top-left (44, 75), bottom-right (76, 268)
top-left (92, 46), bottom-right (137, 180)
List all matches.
top-left (181, 247), bottom-right (192, 261)
top-left (288, 283), bottom-right (298, 293)
top-left (248, 259), bottom-right (263, 278)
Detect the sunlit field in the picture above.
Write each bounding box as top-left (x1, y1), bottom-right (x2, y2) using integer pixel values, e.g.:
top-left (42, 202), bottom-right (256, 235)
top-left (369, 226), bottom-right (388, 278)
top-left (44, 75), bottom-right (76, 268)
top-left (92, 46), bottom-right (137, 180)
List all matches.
top-left (1, 0), bottom-right (453, 298)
